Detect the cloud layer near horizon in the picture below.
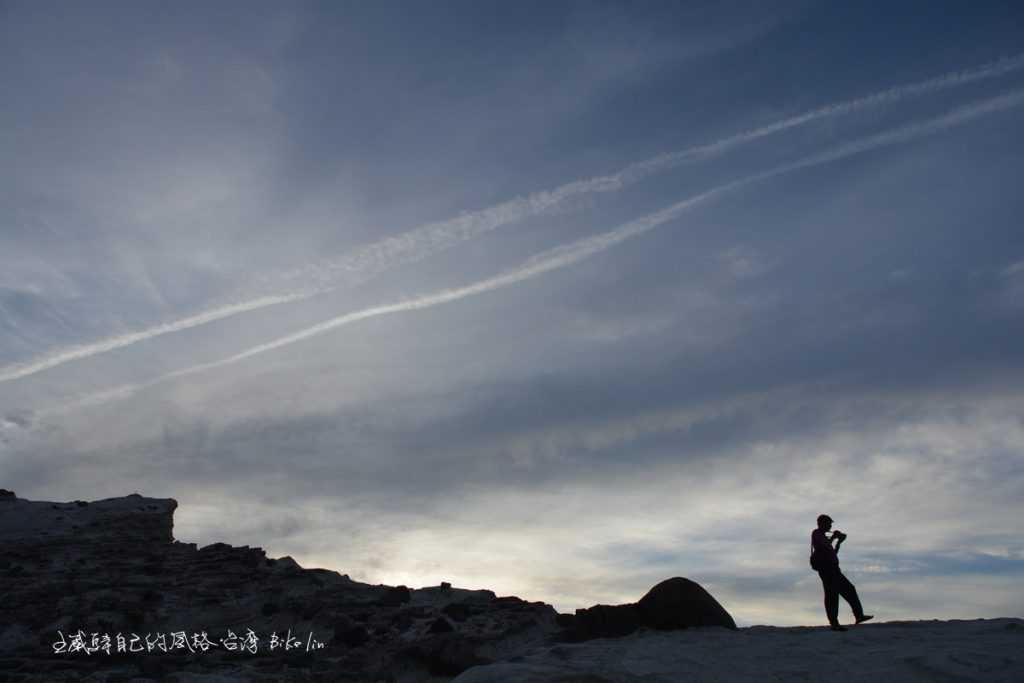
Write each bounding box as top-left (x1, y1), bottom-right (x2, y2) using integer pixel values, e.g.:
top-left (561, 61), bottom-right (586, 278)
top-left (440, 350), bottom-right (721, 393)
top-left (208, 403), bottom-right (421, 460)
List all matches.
top-left (2, 1), bottom-right (1023, 625)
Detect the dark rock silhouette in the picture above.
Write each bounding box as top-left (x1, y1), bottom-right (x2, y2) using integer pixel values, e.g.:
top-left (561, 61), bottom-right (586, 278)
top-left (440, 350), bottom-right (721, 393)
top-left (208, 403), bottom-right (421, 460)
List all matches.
top-left (559, 576), bottom-right (736, 641)
top-left (637, 577), bottom-right (738, 630)
top-left (561, 603), bottom-right (644, 640)
top-left (0, 491), bottom-right (738, 681)
top-left (0, 491), bottom-right (560, 681)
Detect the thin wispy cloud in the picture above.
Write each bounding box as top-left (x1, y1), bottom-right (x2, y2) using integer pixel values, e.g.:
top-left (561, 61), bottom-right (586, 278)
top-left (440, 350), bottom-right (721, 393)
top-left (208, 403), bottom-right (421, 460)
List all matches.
top-left (2, 54), bottom-right (1022, 385)
top-left (47, 87), bottom-right (1024, 416)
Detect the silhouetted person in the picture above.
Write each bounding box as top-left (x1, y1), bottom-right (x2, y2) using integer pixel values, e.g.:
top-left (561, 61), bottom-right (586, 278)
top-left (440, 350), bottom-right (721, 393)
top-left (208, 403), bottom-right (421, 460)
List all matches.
top-left (811, 514), bottom-right (873, 631)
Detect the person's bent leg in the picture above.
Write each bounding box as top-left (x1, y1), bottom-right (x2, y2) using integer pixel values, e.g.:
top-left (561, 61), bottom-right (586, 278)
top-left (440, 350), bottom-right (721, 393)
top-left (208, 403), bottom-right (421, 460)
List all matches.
top-left (836, 570), bottom-right (865, 620)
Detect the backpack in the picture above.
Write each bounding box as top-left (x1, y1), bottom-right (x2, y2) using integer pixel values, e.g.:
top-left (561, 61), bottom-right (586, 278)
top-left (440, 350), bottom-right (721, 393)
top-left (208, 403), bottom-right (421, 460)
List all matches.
top-left (809, 544), bottom-right (821, 571)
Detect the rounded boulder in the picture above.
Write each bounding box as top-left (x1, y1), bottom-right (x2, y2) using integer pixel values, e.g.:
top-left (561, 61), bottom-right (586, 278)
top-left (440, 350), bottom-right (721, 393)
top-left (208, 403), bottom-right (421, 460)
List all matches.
top-left (636, 577), bottom-right (736, 630)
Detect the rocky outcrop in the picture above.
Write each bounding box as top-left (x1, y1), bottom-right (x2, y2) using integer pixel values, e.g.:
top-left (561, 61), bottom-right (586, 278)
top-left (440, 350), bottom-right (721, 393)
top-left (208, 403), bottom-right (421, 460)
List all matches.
top-left (556, 576), bottom-right (736, 641)
top-left (637, 577), bottom-right (737, 630)
top-left (0, 491), bottom-right (740, 681)
top-left (0, 491), bottom-right (560, 682)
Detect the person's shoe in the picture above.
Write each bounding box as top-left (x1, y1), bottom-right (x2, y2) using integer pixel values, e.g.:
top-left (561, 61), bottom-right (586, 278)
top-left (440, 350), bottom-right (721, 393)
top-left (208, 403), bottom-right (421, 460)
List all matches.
top-left (830, 625), bottom-right (848, 632)
top-left (855, 615), bottom-right (874, 624)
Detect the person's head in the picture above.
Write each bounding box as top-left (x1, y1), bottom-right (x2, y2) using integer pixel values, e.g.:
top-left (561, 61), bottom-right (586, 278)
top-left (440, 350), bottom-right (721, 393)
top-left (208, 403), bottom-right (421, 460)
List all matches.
top-left (817, 514), bottom-right (833, 531)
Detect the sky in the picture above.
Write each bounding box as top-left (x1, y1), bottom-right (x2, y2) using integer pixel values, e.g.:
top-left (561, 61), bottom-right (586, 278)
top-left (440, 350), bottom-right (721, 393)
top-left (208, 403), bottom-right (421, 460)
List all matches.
top-left (1, 0), bottom-right (1023, 627)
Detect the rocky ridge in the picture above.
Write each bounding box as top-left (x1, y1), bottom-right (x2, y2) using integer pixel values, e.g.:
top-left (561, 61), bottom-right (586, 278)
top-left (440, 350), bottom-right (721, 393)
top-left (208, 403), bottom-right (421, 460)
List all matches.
top-left (0, 490), bottom-right (735, 682)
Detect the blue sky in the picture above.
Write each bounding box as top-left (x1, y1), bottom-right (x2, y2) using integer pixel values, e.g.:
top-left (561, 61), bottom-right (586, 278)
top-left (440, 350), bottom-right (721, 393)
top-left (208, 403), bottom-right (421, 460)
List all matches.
top-left (2, 0), bottom-right (1024, 626)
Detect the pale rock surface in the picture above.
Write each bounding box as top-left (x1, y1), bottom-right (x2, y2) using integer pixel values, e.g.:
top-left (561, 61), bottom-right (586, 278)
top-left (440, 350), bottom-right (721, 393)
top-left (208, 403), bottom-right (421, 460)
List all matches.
top-left (452, 619), bottom-right (1024, 682)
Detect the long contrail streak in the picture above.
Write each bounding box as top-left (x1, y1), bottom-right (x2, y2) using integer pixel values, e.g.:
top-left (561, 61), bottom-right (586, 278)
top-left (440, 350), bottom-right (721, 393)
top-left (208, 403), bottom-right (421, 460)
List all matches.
top-left (2, 54), bottom-right (1023, 385)
top-left (46, 88), bottom-right (1024, 415)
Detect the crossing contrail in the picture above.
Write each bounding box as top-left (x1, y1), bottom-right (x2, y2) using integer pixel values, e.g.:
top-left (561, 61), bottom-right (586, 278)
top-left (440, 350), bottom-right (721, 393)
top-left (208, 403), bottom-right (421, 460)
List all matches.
top-left (45, 87), bottom-right (1024, 415)
top-left (2, 53), bottom-right (1023, 385)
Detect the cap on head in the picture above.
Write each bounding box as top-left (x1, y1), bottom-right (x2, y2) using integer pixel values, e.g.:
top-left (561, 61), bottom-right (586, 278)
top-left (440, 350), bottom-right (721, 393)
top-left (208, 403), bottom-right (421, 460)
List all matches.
top-left (817, 514), bottom-right (833, 525)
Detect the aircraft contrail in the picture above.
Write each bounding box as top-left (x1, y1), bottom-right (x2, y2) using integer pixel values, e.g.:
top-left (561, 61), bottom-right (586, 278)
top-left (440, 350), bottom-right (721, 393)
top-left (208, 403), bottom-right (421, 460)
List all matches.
top-left (46, 87), bottom-right (1024, 415)
top-left (2, 53), bottom-right (1023, 385)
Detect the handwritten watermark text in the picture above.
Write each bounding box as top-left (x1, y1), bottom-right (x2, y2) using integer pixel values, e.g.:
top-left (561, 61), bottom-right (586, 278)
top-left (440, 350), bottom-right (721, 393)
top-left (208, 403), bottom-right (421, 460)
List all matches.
top-left (52, 628), bottom-right (325, 655)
